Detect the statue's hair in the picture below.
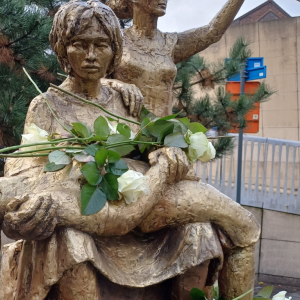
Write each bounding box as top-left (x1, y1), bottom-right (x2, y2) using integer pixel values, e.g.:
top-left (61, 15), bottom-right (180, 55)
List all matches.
top-left (50, 0), bottom-right (123, 76)
top-left (106, 0), bottom-right (133, 19)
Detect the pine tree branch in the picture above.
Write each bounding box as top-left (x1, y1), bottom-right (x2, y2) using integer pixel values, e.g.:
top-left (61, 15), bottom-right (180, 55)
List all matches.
top-left (6, 21), bottom-right (40, 47)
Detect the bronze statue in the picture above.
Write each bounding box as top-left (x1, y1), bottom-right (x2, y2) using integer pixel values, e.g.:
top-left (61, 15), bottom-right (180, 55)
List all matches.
top-left (104, 0), bottom-right (246, 117)
top-left (0, 1), bottom-right (259, 300)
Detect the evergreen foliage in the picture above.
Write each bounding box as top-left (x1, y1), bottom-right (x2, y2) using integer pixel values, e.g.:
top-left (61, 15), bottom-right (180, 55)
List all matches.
top-left (173, 37), bottom-right (273, 158)
top-left (0, 0), bottom-right (65, 148)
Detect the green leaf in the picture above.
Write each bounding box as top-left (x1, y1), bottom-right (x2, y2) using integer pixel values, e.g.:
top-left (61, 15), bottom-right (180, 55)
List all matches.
top-left (94, 116), bottom-right (110, 138)
top-left (170, 119), bottom-right (188, 134)
top-left (44, 162), bottom-right (66, 172)
top-left (141, 117), bottom-right (151, 136)
top-left (164, 132), bottom-right (188, 148)
top-left (108, 150), bottom-right (121, 163)
top-left (49, 150), bottom-right (71, 165)
top-left (105, 160), bottom-right (129, 176)
top-left (140, 106), bottom-right (156, 121)
top-left (190, 288), bottom-right (206, 300)
top-left (117, 123), bottom-right (131, 138)
top-left (180, 117), bottom-right (190, 127)
top-left (159, 124), bottom-right (174, 142)
top-left (95, 148), bottom-right (108, 168)
top-left (80, 162), bottom-right (102, 186)
top-left (189, 122), bottom-right (207, 134)
top-left (99, 173), bottom-right (119, 201)
top-left (147, 120), bottom-right (174, 142)
top-left (138, 136), bottom-right (152, 153)
top-left (257, 286), bottom-right (274, 298)
top-left (158, 111), bottom-right (181, 121)
top-left (107, 135), bottom-right (135, 156)
top-left (107, 116), bottom-right (118, 122)
top-left (81, 184), bottom-right (107, 215)
top-left (74, 151), bottom-right (94, 162)
top-left (84, 144), bottom-right (101, 156)
top-left (72, 122), bottom-right (92, 138)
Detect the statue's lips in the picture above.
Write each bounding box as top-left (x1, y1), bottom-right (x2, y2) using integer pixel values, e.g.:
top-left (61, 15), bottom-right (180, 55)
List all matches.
top-left (82, 66), bottom-right (100, 72)
top-left (157, 4), bottom-right (166, 9)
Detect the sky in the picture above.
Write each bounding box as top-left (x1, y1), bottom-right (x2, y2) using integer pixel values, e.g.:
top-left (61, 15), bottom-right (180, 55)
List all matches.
top-left (158, 0), bottom-right (300, 32)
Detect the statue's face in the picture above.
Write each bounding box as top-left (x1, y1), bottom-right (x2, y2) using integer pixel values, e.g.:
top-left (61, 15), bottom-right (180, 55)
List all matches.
top-left (66, 17), bottom-right (114, 81)
top-left (135, 0), bottom-right (168, 17)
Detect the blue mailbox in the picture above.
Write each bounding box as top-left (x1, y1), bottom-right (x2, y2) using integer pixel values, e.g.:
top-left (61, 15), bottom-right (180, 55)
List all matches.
top-left (227, 57), bottom-right (267, 82)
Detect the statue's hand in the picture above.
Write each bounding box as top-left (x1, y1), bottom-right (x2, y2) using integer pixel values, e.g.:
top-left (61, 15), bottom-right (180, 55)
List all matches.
top-left (102, 79), bottom-right (143, 117)
top-left (117, 82), bottom-right (144, 117)
top-left (149, 147), bottom-right (190, 184)
top-left (2, 193), bottom-right (58, 241)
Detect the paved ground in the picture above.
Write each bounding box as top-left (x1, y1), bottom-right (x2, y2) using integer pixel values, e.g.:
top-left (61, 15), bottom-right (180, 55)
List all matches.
top-left (255, 282), bottom-right (300, 300)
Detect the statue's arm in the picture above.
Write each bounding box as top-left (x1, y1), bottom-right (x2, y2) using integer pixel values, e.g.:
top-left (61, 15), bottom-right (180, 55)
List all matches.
top-left (2, 148), bottom-right (189, 239)
top-left (173, 0), bottom-right (245, 64)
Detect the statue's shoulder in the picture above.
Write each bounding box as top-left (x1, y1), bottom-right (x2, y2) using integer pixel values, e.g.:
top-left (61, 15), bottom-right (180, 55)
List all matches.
top-left (28, 89), bottom-right (54, 113)
top-left (25, 89), bottom-right (54, 129)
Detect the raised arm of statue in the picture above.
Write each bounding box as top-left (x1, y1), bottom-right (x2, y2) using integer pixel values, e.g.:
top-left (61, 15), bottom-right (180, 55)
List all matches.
top-left (173, 0), bottom-right (245, 64)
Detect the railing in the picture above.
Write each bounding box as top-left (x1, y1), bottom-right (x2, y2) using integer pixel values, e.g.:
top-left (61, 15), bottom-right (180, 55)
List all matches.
top-left (196, 135), bottom-right (300, 215)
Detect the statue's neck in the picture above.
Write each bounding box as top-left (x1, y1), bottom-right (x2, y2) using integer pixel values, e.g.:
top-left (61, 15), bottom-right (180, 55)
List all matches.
top-left (132, 7), bottom-right (158, 38)
top-left (63, 76), bottom-right (101, 100)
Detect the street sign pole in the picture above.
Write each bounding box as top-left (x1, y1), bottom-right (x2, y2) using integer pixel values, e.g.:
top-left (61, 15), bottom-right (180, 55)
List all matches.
top-left (236, 63), bottom-right (246, 204)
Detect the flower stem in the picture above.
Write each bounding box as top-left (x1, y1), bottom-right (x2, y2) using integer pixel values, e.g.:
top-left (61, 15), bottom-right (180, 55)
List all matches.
top-left (0, 154), bottom-right (49, 158)
top-left (12, 146), bottom-right (85, 156)
top-left (50, 84), bottom-right (141, 126)
top-left (104, 140), bottom-right (160, 149)
top-left (23, 68), bottom-right (76, 137)
top-left (0, 137), bottom-right (92, 154)
top-left (57, 72), bottom-right (67, 78)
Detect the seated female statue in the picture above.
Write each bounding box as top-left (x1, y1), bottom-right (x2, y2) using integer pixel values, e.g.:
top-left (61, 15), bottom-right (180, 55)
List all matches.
top-left (0, 1), bottom-right (259, 300)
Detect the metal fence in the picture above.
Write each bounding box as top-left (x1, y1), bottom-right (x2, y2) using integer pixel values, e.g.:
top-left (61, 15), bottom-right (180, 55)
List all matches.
top-left (196, 135), bottom-right (300, 215)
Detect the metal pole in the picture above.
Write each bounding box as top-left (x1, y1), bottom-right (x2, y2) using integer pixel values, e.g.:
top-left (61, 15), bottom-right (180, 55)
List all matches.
top-left (236, 63), bottom-right (246, 204)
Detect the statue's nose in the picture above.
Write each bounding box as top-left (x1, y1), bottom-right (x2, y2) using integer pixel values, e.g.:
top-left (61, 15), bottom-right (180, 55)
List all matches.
top-left (86, 44), bottom-right (96, 61)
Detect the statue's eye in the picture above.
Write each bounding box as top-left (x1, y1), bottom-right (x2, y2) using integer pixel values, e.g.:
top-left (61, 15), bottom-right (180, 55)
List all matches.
top-left (95, 43), bottom-right (107, 49)
top-left (73, 42), bottom-right (84, 49)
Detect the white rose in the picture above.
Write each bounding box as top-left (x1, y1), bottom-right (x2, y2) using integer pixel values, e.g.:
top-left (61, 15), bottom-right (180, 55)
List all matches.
top-left (21, 123), bottom-right (50, 151)
top-left (199, 142), bottom-right (216, 162)
top-left (272, 291), bottom-right (292, 300)
top-left (117, 170), bottom-right (150, 204)
top-left (108, 121), bottom-right (136, 140)
top-left (184, 131), bottom-right (209, 163)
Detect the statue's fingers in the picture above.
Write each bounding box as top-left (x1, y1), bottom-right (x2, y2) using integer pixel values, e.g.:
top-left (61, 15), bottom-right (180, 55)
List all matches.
top-left (31, 195), bottom-right (57, 237)
top-left (132, 88), bottom-right (143, 117)
top-left (129, 86), bottom-right (136, 115)
top-left (121, 87), bottom-right (130, 107)
top-left (175, 150), bottom-right (189, 182)
top-left (1, 220), bottom-right (23, 240)
top-left (165, 147), bottom-right (177, 184)
top-left (35, 216), bottom-right (57, 241)
top-left (19, 194), bottom-right (53, 234)
top-left (148, 148), bottom-right (167, 166)
top-left (6, 194), bottom-right (29, 212)
top-left (7, 195), bottom-right (43, 226)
